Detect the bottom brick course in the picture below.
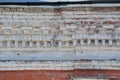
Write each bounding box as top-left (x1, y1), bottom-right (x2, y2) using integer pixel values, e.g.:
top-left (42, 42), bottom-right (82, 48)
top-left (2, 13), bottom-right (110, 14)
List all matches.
top-left (0, 69), bottom-right (119, 80)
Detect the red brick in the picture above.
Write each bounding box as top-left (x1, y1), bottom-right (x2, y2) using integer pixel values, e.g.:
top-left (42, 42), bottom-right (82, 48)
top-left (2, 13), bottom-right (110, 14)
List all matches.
top-left (0, 69), bottom-right (119, 80)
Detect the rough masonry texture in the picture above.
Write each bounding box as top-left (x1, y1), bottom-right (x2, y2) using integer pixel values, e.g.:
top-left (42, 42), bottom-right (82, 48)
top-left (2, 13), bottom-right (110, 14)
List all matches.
top-left (0, 4), bottom-right (120, 80)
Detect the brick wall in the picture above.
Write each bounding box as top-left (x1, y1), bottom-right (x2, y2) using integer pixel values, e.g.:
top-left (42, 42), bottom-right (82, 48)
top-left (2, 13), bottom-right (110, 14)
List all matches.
top-left (0, 69), bottom-right (119, 80)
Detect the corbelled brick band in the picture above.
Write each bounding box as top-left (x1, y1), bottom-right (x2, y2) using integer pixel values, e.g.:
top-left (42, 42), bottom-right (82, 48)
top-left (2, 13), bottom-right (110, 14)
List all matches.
top-left (0, 3), bottom-right (120, 80)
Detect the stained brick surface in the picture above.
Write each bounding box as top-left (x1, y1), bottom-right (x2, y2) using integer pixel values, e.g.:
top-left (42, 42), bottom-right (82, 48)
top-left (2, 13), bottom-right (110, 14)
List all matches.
top-left (0, 69), bottom-right (119, 80)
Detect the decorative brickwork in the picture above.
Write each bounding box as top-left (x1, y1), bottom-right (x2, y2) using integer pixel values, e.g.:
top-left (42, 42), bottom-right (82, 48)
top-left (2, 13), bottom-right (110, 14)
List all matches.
top-left (0, 4), bottom-right (120, 80)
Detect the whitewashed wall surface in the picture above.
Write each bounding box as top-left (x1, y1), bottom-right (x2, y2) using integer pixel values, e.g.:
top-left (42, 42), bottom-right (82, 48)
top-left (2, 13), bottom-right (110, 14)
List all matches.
top-left (0, 60), bottom-right (120, 70)
top-left (0, 5), bottom-right (120, 70)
